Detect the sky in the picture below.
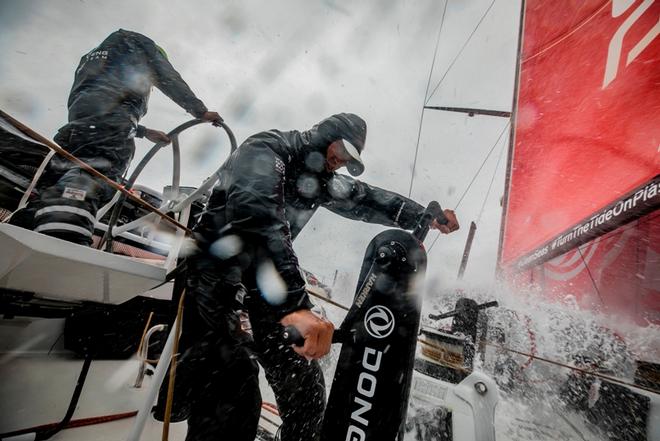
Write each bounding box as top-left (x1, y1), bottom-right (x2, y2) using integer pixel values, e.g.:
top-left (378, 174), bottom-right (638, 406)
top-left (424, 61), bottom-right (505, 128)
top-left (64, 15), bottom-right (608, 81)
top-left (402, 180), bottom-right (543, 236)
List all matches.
top-left (0, 0), bottom-right (522, 306)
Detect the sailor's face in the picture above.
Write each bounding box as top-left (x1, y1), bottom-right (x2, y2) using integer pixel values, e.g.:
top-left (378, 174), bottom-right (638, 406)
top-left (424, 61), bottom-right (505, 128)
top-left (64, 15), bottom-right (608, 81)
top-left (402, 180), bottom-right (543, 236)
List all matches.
top-left (325, 140), bottom-right (352, 172)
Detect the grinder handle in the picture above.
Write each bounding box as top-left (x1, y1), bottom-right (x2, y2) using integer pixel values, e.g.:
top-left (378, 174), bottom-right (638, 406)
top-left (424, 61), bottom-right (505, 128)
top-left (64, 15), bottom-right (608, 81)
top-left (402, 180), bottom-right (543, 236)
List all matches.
top-left (413, 201), bottom-right (447, 242)
top-left (282, 325), bottom-right (346, 346)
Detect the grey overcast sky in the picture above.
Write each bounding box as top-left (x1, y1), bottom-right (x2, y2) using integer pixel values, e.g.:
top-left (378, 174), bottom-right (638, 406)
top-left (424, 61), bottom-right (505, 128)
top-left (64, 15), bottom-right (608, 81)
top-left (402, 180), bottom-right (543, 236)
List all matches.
top-left (0, 0), bottom-right (521, 304)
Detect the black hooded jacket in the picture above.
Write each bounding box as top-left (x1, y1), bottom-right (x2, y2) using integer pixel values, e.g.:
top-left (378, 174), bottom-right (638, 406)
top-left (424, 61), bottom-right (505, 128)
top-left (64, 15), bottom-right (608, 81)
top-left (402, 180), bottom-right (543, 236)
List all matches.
top-left (195, 125), bottom-right (426, 318)
top-left (66, 29), bottom-right (207, 129)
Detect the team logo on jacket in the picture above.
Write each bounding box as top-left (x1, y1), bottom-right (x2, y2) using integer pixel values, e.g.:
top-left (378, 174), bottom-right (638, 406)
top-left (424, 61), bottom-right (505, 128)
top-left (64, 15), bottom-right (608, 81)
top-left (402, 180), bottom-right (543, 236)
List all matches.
top-left (274, 157), bottom-right (285, 175)
top-left (364, 305), bottom-right (395, 338)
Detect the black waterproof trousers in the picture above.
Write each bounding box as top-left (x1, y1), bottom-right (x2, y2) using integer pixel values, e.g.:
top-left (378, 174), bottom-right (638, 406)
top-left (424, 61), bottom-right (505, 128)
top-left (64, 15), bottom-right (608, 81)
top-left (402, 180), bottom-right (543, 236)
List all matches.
top-left (166, 255), bottom-right (326, 441)
top-left (22, 114), bottom-right (135, 245)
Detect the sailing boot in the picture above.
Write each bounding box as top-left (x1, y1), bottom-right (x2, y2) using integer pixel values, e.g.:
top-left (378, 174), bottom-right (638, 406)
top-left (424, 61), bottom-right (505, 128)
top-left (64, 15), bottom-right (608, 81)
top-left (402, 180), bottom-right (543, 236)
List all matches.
top-left (7, 206), bottom-right (37, 230)
top-left (32, 168), bottom-right (103, 246)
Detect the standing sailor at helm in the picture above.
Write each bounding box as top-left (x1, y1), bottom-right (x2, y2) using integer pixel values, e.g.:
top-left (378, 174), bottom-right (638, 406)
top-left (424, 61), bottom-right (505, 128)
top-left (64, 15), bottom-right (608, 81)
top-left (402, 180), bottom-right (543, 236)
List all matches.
top-left (164, 112), bottom-right (460, 441)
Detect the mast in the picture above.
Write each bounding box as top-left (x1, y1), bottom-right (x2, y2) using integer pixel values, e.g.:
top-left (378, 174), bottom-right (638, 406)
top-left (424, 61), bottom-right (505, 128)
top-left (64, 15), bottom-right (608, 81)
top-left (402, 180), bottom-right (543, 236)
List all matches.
top-left (496, 0), bottom-right (526, 274)
top-left (457, 221), bottom-right (477, 279)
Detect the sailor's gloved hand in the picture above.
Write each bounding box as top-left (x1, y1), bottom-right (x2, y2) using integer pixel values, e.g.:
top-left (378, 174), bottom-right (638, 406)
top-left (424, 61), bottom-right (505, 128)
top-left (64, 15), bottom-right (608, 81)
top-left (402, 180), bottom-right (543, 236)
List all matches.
top-left (201, 111), bottom-right (224, 127)
top-left (432, 209), bottom-right (459, 234)
top-left (280, 309), bottom-right (334, 360)
top-left (145, 128), bottom-right (171, 144)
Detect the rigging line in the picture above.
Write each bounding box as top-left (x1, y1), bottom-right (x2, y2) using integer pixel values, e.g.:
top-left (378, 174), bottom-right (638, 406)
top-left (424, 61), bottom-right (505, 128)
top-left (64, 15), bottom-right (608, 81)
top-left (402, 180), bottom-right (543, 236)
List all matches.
top-left (522, 0), bottom-right (611, 63)
top-left (308, 290), bottom-right (350, 311)
top-left (408, 0), bottom-right (449, 198)
top-left (426, 228), bottom-right (443, 254)
top-left (424, 0), bottom-right (449, 105)
top-left (303, 291), bottom-right (658, 396)
top-left (0, 411), bottom-right (139, 439)
top-left (577, 240), bottom-right (605, 306)
top-left (427, 120), bottom-right (510, 254)
top-left (476, 137), bottom-right (506, 224)
top-left (486, 341), bottom-right (660, 396)
top-left (48, 332), bottom-right (64, 356)
top-left (418, 337), bottom-right (659, 396)
top-left (432, 337), bottom-right (659, 396)
top-left (554, 208), bottom-right (657, 306)
top-left (454, 120), bottom-right (510, 211)
top-left (425, 0), bottom-right (497, 105)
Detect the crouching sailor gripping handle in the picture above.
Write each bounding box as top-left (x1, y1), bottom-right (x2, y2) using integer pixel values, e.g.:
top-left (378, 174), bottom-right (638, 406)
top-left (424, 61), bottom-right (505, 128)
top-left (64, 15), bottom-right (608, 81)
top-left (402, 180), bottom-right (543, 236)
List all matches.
top-left (283, 201), bottom-right (446, 441)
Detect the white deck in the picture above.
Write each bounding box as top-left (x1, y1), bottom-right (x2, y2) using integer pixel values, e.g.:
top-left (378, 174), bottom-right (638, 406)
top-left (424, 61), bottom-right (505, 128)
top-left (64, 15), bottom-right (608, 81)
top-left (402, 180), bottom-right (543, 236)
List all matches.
top-left (0, 224), bottom-right (166, 304)
top-left (2, 316), bottom-right (657, 440)
top-left (0, 317), bottom-right (280, 440)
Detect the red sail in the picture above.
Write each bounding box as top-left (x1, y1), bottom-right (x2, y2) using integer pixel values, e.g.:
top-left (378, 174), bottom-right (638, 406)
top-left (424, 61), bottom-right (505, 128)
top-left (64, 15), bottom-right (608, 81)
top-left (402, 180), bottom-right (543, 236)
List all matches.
top-left (500, 0), bottom-right (660, 324)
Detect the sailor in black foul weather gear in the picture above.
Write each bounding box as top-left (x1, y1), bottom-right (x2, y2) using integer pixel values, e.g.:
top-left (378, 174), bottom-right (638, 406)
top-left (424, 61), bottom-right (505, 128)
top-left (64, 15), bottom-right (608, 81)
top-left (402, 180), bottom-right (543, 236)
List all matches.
top-left (14, 29), bottom-right (222, 244)
top-left (167, 113), bottom-right (459, 441)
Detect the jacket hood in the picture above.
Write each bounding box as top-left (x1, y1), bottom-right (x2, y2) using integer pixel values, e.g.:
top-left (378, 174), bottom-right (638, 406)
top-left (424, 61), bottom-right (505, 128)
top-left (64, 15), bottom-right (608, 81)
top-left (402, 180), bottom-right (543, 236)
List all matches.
top-left (299, 113), bottom-right (367, 176)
